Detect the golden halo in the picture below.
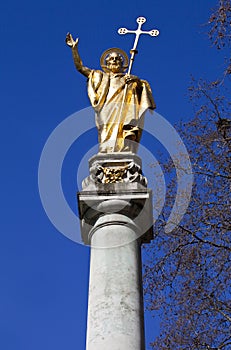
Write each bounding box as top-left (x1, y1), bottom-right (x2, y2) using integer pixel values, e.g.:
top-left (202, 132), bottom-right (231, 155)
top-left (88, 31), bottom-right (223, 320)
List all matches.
top-left (100, 47), bottom-right (129, 72)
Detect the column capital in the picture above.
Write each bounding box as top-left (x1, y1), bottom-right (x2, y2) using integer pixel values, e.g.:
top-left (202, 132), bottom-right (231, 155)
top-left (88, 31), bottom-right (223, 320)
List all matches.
top-left (77, 152), bottom-right (153, 247)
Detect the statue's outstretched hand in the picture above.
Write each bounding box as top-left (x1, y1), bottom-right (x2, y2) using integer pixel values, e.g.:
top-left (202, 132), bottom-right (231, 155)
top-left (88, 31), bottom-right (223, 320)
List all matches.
top-left (65, 33), bottom-right (79, 48)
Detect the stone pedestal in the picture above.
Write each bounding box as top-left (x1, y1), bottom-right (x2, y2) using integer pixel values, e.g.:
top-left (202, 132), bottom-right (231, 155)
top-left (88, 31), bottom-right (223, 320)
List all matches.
top-left (77, 153), bottom-right (153, 350)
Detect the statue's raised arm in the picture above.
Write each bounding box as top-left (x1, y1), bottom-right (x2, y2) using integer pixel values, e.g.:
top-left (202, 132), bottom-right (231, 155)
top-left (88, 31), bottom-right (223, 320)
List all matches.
top-left (65, 33), bottom-right (91, 78)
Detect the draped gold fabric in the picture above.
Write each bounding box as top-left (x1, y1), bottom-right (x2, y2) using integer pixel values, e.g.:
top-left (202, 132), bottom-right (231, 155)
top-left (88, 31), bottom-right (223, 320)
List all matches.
top-left (87, 70), bottom-right (156, 152)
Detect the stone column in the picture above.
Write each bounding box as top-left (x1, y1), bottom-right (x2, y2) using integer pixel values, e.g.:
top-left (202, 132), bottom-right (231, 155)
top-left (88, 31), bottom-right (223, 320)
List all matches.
top-left (77, 153), bottom-right (153, 350)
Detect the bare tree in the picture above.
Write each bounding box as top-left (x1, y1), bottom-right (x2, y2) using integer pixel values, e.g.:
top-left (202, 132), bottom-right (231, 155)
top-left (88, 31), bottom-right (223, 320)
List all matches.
top-left (143, 1), bottom-right (231, 349)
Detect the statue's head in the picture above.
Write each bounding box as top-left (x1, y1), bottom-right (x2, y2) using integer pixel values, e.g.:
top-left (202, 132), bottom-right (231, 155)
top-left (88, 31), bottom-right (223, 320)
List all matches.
top-left (100, 48), bottom-right (128, 73)
top-left (105, 52), bottom-right (123, 73)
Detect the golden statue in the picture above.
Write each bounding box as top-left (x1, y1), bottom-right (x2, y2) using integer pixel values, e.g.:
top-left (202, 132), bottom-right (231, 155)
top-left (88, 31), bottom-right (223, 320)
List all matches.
top-left (66, 17), bottom-right (159, 153)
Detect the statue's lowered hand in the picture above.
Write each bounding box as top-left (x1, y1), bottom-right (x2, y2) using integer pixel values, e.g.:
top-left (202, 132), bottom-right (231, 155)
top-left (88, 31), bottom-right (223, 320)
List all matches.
top-left (65, 33), bottom-right (79, 48)
top-left (125, 74), bottom-right (139, 85)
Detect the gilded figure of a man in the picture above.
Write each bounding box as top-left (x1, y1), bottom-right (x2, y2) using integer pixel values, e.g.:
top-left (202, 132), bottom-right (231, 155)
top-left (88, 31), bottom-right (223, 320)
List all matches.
top-left (66, 33), bottom-right (156, 153)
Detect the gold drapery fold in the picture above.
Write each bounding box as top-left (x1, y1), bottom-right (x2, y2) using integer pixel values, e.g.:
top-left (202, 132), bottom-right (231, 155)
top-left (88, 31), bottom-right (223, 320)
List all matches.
top-left (87, 70), bottom-right (156, 152)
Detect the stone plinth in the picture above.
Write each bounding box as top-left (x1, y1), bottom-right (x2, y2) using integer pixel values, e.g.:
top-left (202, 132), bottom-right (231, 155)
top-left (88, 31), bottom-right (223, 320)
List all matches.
top-left (77, 153), bottom-right (153, 350)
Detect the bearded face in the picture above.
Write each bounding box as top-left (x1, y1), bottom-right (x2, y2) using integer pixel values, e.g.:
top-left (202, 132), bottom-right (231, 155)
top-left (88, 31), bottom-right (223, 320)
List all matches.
top-left (106, 52), bottom-right (123, 73)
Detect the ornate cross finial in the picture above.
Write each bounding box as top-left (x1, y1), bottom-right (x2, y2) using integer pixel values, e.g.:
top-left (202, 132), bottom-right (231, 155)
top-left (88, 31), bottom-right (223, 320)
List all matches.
top-left (118, 17), bottom-right (159, 74)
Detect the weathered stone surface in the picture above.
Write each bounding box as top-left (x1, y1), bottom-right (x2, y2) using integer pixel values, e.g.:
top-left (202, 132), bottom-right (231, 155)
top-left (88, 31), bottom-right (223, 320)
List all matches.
top-left (86, 216), bottom-right (145, 350)
top-left (78, 189), bottom-right (153, 246)
top-left (77, 152), bottom-right (153, 349)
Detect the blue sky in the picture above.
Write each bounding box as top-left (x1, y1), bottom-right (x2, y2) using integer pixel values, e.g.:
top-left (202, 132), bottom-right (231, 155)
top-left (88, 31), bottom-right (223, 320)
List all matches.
top-left (1, 0), bottom-right (220, 349)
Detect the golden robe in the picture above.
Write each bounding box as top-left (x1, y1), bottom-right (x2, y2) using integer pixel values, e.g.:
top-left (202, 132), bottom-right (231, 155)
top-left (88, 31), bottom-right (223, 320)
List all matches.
top-left (87, 70), bottom-right (156, 152)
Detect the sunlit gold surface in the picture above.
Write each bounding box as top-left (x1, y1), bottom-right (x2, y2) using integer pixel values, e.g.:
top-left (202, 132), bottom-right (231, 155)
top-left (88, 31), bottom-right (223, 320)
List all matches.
top-left (103, 166), bottom-right (127, 183)
top-left (66, 33), bottom-right (156, 153)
